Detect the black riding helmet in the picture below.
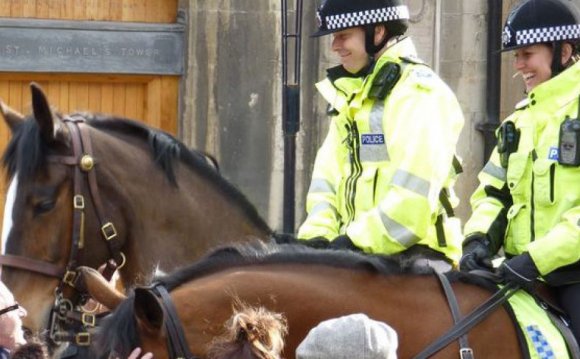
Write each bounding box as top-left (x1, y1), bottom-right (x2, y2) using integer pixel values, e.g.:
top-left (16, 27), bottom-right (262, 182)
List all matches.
top-left (502, 0), bottom-right (580, 76)
top-left (312, 0), bottom-right (410, 56)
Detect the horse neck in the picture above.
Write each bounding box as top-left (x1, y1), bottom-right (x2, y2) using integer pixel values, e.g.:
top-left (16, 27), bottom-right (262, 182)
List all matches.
top-left (168, 264), bottom-right (514, 359)
top-left (100, 147), bottom-right (271, 284)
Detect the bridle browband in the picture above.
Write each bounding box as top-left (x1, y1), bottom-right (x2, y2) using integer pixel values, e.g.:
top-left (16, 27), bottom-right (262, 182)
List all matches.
top-left (0, 115), bottom-right (125, 346)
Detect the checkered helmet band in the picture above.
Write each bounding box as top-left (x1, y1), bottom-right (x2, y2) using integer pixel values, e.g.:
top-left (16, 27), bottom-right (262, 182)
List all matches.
top-left (324, 5), bottom-right (409, 31)
top-left (509, 24), bottom-right (580, 46)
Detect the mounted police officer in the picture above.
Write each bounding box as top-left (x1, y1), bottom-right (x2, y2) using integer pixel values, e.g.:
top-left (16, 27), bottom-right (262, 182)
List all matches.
top-left (298, 0), bottom-right (465, 268)
top-left (461, 0), bottom-right (580, 344)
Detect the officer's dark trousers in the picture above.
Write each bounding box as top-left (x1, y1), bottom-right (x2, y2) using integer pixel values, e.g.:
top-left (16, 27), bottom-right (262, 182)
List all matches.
top-left (556, 282), bottom-right (580, 344)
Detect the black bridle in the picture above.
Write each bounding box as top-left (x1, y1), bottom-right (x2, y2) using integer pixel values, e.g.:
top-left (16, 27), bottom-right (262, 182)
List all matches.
top-left (144, 283), bottom-right (198, 359)
top-left (0, 115), bottom-right (125, 346)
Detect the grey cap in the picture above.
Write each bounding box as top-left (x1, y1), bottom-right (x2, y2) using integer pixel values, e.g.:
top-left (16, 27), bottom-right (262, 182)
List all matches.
top-left (296, 314), bottom-right (398, 359)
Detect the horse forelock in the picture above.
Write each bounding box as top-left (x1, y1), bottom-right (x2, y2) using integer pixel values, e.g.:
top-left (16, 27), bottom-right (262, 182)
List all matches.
top-left (2, 116), bottom-right (49, 181)
top-left (156, 242), bottom-right (434, 292)
top-left (92, 293), bottom-right (140, 359)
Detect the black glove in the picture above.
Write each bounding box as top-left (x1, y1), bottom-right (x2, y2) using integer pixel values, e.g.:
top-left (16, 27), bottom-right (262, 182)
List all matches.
top-left (272, 232), bottom-right (297, 244)
top-left (329, 235), bottom-right (360, 251)
top-left (459, 235), bottom-right (493, 272)
top-left (299, 236), bottom-right (331, 249)
top-left (497, 252), bottom-right (540, 290)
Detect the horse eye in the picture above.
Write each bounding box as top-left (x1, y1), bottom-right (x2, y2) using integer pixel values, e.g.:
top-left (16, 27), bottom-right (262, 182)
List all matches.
top-left (34, 199), bottom-right (56, 215)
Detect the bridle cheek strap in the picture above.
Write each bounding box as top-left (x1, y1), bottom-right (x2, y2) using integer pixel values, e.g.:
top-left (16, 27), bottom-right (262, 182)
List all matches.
top-left (0, 115), bottom-right (124, 347)
top-left (148, 283), bottom-right (198, 359)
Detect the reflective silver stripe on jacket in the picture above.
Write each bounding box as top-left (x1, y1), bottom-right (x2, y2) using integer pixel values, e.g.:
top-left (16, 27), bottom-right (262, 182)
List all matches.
top-left (391, 169), bottom-right (430, 197)
top-left (379, 211), bottom-right (421, 247)
top-left (308, 202), bottom-right (338, 218)
top-left (308, 178), bottom-right (336, 194)
top-left (360, 102), bottom-right (390, 162)
top-left (482, 161), bottom-right (507, 182)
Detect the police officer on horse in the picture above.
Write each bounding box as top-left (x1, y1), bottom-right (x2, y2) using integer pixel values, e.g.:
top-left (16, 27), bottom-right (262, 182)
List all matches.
top-left (298, 0), bottom-right (465, 268)
top-left (461, 0), bottom-right (580, 345)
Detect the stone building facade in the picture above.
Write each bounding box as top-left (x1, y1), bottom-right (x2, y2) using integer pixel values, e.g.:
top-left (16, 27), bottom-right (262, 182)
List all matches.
top-left (180, 0), bottom-right (528, 233)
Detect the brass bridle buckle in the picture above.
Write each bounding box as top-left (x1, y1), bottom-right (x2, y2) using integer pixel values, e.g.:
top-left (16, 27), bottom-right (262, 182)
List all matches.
top-left (75, 332), bottom-right (91, 346)
top-left (81, 312), bottom-right (96, 327)
top-left (73, 195), bottom-right (85, 209)
top-left (101, 222), bottom-right (118, 241)
top-left (63, 270), bottom-right (78, 288)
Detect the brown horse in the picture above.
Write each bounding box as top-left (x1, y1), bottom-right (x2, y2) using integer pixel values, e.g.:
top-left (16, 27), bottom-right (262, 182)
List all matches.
top-left (0, 84), bottom-right (273, 340)
top-left (88, 242), bottom-right (524, 359)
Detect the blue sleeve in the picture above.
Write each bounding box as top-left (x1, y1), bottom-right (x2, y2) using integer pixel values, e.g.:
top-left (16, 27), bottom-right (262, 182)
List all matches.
top-left (0, 347), bottom-right (10, 359)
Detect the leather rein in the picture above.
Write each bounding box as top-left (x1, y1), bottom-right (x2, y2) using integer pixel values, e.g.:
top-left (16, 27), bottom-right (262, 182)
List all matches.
top-left (0, 115), bottom-right (125, 346)
top-left (145, 283), bottom-right (198, 359)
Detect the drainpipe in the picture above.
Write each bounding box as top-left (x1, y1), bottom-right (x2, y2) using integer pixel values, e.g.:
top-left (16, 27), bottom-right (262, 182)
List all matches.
top-left (281, 0), bottom-right (304, 234)
top-left (477, 0), bottom-right (503, 163)
top-left (433, 0), bottom-right (441, 74)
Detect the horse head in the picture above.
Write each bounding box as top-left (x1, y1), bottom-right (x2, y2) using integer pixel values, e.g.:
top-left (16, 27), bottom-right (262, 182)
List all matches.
top-left (0, 84), bottom-right (102, 335)
top-left (0, 83), bottom-right (273, 347)
top-left (86, 265), bottom-right (289, 359)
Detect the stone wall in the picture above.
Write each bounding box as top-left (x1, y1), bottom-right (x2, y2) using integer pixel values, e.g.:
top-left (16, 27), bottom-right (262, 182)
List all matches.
top-left (180, 0), bottom-right (494, 233)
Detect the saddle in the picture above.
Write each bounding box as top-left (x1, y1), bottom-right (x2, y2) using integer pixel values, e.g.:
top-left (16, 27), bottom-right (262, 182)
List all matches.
top-left (507, 284), bottom-right (577, 359)
top-left (416, 269), bottom-right (580, 359)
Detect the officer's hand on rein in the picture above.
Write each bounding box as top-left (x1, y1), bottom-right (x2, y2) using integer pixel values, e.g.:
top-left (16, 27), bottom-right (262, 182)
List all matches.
top-left (497, 252), bottom-right (540, 291)
top-left (459, 235), bottom-right (493, 272)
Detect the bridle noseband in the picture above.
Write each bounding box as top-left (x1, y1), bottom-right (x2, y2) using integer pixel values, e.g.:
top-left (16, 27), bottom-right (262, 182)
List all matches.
top-left (0, 115), bottom-right (125, 346)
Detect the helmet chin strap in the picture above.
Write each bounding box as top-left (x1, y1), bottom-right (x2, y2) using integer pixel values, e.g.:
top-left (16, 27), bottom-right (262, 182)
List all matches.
top-left (551, 41), bottom-right (564, 77)
top-left (356, 25), bottom-right (390, 76)
top-left (364, 25), bottom-right (390, 57)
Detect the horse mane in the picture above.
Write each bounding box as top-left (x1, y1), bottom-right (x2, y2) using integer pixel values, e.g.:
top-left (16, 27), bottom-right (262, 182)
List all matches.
top-left (91, 293), bottom-right (141, 359)
top-left (1, 113), bottom-right (271, 234)
top-left (206, 303), bottom-right (288, 359)
top-left (157, 242), bottom-right (438, 292)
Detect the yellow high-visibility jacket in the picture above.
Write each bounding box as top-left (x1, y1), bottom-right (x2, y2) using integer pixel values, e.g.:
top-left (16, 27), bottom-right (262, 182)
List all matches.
top-left (298, 37), bottom-right (465, 264)
top-left (464, 61), bottom-right (580, 276)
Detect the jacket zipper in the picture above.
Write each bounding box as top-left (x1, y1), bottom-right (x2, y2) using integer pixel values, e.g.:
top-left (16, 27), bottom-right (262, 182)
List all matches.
top-left (530, 150), bottom-right (537, 242)
top-left (344, 122), bottom-right (362, 224)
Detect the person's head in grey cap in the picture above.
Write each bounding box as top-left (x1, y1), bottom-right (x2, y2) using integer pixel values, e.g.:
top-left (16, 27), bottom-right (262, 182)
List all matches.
top-left (296, 313), bottom-right (398, 359)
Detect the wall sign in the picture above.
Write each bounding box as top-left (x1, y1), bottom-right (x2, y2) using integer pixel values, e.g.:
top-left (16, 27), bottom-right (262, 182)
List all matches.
top-left (0, 18), bottom-right (184, 75)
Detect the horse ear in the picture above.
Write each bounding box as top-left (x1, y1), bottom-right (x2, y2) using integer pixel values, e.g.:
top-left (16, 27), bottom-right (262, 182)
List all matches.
top-left (134, 287), bottom-right (164, 333)
top-left (76, 266), bottom-right (127, 310)
top-left (0, 101), bottom-right (25, 132)
top-left (30, 82), bottom-right (68, 144)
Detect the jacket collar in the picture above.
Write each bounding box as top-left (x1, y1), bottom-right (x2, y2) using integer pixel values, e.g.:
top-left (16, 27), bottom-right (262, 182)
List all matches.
top-left (374, 36), bottom-right (418, 68)
top-left (325, 36), bottom-right (416, 82)
top-left (528, 60), bottom-right (580, 113)
top-left (349, 37), bottom-right (419, 108)
top-left (317, 37), bottom-right (421, 110)
top-left (326, 63), bottom-right (371, 82)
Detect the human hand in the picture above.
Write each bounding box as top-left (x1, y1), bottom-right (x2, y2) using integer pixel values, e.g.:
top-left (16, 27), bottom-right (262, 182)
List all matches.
top-left (459, 236), bottom-right (493, 271)
top-left (127, 347), bottom-right (153, 359)
top-left (496, 252), bottom-right (540, 291)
